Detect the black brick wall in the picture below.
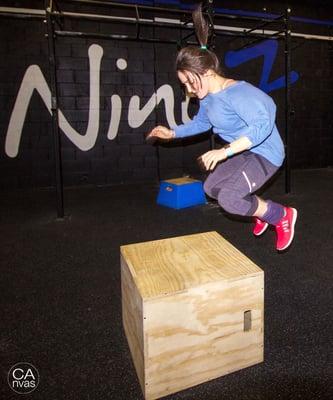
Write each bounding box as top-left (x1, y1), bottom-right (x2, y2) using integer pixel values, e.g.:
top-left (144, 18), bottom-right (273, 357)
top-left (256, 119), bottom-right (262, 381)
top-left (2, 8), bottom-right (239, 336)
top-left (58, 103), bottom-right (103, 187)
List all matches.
top-left (0, 0), bottom-right (332, 189)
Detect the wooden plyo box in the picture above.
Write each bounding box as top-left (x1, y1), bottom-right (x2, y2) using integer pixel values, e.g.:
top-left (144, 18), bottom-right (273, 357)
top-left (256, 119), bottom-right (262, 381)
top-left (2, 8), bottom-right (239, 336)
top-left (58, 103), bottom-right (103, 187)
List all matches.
top-left (120, 231), bottom-right (264, 400)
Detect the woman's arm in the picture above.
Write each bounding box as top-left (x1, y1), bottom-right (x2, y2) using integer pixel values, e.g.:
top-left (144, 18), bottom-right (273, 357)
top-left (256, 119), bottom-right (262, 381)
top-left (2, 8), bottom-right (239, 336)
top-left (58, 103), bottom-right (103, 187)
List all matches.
top-left (199, 136), bottom-right (252, 170)
top-left (228, 88), bottom-right (277, 147)
top-left (174, 103), bottom-right (212, 138)
top-left (146, 103), bottom-right (211, 141)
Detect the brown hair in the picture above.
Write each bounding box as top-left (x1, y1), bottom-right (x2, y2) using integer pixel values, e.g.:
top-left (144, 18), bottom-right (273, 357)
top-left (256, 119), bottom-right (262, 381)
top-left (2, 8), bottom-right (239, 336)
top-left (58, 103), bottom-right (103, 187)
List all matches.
top-left (176, 3), bottom-right (221, 76)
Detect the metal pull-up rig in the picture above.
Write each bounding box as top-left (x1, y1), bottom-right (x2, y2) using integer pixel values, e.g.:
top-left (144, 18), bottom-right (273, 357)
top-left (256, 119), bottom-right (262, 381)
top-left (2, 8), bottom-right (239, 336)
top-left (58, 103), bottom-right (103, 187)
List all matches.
top-left (2, 0), bottom-right (331, 217)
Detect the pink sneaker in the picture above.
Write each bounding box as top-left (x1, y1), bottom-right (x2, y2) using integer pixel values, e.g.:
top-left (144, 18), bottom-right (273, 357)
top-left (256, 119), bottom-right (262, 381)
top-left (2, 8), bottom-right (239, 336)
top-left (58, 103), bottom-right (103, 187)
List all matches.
top-left (275, 207), bottom-right (298, 251)
top-left (253, 218), bottom-right (269, 236)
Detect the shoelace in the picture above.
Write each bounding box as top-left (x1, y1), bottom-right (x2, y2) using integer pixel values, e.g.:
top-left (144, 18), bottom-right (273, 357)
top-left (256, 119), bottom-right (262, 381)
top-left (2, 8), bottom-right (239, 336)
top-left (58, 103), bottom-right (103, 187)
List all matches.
top-left (277, 220), bottom-right (290, 233)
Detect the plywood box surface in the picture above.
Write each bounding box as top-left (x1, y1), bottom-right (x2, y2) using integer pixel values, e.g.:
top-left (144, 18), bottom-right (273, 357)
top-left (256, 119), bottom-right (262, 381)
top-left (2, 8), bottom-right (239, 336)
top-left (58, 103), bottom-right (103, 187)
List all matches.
top-left (121, 231), bottom-right (264, 400)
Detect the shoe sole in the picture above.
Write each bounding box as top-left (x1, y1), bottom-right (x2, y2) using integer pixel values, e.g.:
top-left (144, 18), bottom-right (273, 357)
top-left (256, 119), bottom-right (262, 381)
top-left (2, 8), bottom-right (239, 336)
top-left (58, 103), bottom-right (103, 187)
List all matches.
top-left (253, 222), bottom-right (269, 236)
top-left (277, 208), bottom-right (298, 251)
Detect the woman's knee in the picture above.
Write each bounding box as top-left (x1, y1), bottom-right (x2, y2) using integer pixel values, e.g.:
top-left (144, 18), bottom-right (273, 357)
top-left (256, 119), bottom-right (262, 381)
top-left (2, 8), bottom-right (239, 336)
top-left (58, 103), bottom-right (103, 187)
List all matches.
top-left (217, 189), bottom-right (238, 214)
top-left (217, 188), bottom-right (253, 216)
top-left (203, 179), bottom-right (218, 199)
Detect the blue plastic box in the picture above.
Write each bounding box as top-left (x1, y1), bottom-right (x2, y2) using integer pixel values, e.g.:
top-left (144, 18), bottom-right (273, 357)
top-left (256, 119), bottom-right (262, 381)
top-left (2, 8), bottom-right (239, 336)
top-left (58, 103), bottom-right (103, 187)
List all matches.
top-left (157, 177), bottom-right (206, 209)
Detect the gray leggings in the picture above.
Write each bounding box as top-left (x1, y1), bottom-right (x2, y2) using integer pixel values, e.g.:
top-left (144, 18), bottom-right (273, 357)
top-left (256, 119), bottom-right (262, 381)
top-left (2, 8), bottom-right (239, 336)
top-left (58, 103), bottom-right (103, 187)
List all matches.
top-left (203, 151), bottom-right (279, 216)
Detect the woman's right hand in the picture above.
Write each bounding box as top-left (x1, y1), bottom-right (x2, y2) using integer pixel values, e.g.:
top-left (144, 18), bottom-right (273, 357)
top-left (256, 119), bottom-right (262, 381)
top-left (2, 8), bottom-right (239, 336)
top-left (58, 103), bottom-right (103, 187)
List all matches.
top-left (146, 126), bottom-right (175, 142)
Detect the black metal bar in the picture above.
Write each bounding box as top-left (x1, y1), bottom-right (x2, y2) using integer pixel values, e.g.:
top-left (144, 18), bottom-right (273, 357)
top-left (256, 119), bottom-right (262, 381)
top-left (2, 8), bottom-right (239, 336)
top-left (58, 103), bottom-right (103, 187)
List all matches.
top-left (152, 26), bottom-right (161, 183)
top-left (56, 8), bottom-right (278, 28)
top-left (236, 29), bottom-right (284, 50)
top-left (54, 26), bottom-right (281, 45)
top-left (54, 29), bottom-right (198, 45)
top-left (0, 12), bottom-right (44, 20)
top-left (1, 11), bottom-right (332, 40)
top-left (61, 0), bottom-right (193, 18)
top-left (45, 0), bottom-right (64, 218)
top-left (242, 14), bottom-right (284, 35)
top-left (205, 0), bottom-right (215, 49)
top-left (180, 30), bottom-right (196, 42)
top-left (214, 28), bottom-right (284, 40)
top-left (135, 4), bottom-right (140, 40)
top-left (53, 0), bottom-right (62, 13)
top-left (261, 28), bottom-right (285, 37)
top-left (51, 10), bottom-right (189, 29)
top-left (51, 11), bottom-right (64, 29)
top-left (49, 9), bottom-right (290, 42)
top-left (212, 13), bottom-right (276, 24)
top-left (180, 27), bottom-right (283, 46)
top-left (59, 0), bottom-right (280, 23)
top-left (284, 8), bottom-right (292, 193)
top-left (61, 0), bottom-right (184, 12)
top-left (52, 10), bottom-right (285, 41)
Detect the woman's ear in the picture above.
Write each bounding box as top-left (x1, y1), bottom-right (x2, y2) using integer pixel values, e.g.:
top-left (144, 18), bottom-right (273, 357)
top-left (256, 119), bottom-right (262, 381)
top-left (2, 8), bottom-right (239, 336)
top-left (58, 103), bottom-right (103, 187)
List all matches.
top-left (203, 69), bottom-right (214, 77)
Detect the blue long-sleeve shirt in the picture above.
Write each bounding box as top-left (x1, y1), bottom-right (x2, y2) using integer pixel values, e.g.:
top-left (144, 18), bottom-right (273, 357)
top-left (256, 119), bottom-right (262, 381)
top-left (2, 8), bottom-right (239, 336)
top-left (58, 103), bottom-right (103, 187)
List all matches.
top-left (174, 81), bottom-right (285, 167)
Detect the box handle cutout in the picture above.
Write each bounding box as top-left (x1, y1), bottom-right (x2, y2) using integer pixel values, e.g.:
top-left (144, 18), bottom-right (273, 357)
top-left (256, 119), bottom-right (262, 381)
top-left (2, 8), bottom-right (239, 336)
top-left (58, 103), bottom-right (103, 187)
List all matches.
top-left (244, 310), bottom-right (252, 331)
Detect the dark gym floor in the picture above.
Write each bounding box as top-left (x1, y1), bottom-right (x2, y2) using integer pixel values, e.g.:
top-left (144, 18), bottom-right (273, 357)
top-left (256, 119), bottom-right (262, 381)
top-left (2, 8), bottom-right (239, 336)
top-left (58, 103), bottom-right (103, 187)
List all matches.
top-left (0, 168), bottom-right (332, 400)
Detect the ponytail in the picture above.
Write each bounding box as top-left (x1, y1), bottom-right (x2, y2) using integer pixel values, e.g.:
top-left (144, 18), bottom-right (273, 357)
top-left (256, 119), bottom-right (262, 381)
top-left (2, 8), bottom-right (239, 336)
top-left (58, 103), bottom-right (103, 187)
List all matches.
top-left (176, 3), bottom-right (221, 76)
top-left (192, 3), bottom-right (209, 48)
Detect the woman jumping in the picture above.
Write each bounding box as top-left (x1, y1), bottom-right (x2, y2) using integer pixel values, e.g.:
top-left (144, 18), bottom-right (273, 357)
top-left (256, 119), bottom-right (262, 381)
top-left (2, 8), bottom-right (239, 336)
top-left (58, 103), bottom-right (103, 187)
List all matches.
top-left (147, 4), bottom-right (297, 251)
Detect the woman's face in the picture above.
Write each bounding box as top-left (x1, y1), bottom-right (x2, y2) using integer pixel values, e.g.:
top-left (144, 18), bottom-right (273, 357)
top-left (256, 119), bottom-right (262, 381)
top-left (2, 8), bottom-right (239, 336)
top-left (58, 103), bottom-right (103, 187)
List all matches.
top-left (177, 70), bottom-right (209, 99)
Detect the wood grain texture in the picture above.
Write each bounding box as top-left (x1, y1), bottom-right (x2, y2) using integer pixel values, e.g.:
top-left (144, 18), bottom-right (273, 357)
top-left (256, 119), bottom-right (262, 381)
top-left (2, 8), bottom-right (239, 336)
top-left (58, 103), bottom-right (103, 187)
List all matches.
top-left (121, 255), bottom-right (145, 391)
top-left (144, 276), bottom-right (264, 400)
top-left (120, 231), bottom-right (263, 299)
top-left (121, 231), bottom-right (264, 400)
top-left (164, 177), bottom-right (199, 185)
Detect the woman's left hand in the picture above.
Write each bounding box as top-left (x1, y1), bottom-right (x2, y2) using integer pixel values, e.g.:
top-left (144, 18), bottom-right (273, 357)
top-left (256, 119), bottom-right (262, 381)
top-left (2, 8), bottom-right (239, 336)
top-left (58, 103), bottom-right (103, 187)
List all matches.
top-left (198, 149), bottom-right (227, 171)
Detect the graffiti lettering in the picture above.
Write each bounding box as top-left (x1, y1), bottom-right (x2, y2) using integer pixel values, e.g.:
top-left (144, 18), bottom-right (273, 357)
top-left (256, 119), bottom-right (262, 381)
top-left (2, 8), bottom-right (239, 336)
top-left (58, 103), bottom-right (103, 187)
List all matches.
top-left (4, 41), bottom-right (298, 158)
top-left (225, 39), bottom-right (299, 93)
